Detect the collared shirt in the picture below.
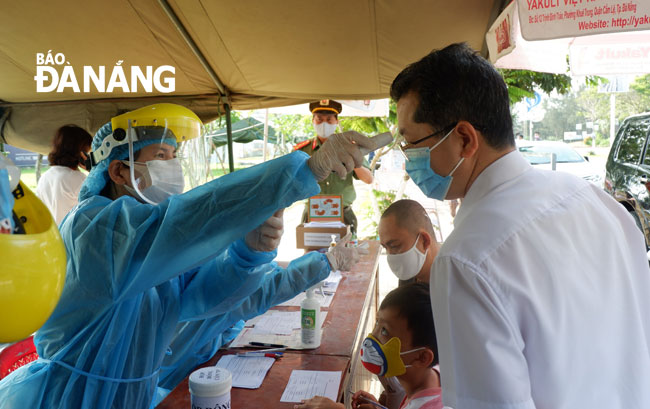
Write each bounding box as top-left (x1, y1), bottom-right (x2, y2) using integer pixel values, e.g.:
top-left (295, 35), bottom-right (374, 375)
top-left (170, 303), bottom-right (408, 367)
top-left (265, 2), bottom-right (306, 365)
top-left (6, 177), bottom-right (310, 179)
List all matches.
top-left (400, 386), bottom-right (443, 409)
top-left (431, 150), bottom-right (650, 409)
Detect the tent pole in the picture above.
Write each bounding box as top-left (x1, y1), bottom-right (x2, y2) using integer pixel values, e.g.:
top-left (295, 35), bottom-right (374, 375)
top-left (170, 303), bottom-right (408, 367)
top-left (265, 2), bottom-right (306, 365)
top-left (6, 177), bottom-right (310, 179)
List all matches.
top-left (263, 109), bottom-right (269, 162)
top-left (225, 104), bottom-right (235, 173)
top-left (158, 0), bottom-right (227, 96)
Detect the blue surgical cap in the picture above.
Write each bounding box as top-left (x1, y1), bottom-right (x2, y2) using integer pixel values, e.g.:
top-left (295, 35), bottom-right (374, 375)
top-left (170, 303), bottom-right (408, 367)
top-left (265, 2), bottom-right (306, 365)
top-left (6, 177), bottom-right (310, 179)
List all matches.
top-left (79, 122), bottom-right (177, 201)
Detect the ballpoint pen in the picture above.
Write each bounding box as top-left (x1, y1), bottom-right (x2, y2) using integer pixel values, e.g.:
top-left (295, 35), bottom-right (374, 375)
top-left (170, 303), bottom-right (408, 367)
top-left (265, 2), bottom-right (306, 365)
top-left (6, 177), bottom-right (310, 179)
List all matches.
top-left (243, 347), bottom-right (285, 353)
top-left (348, 390), bottom-right (388, 409)
top-left (248, 342), bottom-right (287, 348)
top-left (236, 352), bottom-right (283, 358)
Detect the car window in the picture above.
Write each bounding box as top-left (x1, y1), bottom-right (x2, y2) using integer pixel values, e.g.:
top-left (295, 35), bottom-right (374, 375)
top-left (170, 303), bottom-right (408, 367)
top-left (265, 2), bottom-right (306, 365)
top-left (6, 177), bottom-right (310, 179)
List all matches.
top-left (518, 144), bottom-right (584, 164)
top-left (615, 117), bottom-right (650, 165)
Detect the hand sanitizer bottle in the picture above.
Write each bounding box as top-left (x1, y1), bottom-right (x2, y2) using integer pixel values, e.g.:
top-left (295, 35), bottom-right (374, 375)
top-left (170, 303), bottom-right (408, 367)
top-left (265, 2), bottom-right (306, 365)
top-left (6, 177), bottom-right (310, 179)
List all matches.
top-left (301, 287), bottom-right (321, 348)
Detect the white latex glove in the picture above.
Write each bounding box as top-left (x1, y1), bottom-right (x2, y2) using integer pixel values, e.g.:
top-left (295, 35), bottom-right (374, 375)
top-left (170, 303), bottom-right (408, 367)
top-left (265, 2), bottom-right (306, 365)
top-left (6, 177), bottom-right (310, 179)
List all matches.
top-left (245, 208), bottom-right (285, 252)
top-left (325, 233), bottom-right (361, 271)
top-left (307, 131), bottom-right (376, 181)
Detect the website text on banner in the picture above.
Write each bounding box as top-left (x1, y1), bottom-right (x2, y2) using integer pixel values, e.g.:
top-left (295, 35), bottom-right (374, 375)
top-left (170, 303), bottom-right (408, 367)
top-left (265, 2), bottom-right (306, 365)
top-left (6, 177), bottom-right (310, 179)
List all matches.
top-left (519, 0), bottom-right (650, 40)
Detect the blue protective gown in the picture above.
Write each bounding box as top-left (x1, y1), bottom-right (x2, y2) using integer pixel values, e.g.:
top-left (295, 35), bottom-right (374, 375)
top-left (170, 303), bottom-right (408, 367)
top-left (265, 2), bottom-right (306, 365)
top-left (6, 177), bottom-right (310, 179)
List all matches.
top-left (0, 169), bottom-right (14, 230)
top-left (0, 151), bottom-right (328, 409)
top-left (152, 250), bottom-right (328, 406)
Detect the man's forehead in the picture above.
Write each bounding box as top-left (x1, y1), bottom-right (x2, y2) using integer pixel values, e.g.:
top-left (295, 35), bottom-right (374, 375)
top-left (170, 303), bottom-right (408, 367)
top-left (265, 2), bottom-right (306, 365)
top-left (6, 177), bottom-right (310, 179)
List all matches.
top-left (379, 218), bottom-right (413, 239)
top-left (396, 98), bottom-right (420, 136)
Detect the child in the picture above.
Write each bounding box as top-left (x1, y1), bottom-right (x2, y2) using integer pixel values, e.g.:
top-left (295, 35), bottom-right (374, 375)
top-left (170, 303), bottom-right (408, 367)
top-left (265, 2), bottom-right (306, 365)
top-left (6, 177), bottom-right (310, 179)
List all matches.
top-left (294, 282), bottom-right (441, 409)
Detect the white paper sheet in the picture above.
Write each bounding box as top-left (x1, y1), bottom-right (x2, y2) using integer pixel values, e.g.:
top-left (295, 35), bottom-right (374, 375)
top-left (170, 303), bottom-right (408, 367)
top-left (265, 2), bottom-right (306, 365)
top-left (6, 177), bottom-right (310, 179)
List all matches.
top-left (278, 271), bottom-right (342, 307)
top-left (280, 370), bottom-right (342, 403)
top-left (215, 354), bottom-right (275, 389)
top-left (229, 327), bottom-right (302, 349)
top-left (250, 311), bottom-right (300, 335)
top-left (229, 311), bottom-right (329, 350)
top-left (322, 271), bottom-right (342, 293)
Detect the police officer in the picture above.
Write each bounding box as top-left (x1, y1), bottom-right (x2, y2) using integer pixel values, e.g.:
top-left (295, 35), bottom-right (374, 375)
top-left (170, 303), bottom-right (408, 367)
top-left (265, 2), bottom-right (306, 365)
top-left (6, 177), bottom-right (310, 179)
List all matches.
top-left (294, 100), bottom-right (373, 235)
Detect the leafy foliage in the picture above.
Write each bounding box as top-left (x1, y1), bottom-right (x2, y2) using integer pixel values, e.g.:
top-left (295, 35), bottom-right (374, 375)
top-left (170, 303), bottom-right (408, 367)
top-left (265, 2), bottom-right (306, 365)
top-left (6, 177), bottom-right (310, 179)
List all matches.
top-left (358, 189), bottom-right (404, 240)
top-left (621, 74), bottom-right (650, 114)
top-left (525, 74), bottom-right (650, 146)
top-left (269, 114), bottom-right (313, 155)
top-left (500, 69), bottom-right (574, 104)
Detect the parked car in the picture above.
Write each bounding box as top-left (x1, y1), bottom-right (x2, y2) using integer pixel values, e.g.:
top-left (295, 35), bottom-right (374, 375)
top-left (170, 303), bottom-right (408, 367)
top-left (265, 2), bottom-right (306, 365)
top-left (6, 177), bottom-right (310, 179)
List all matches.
top-left (517, 140), bottom-right (603, 186)
top-left (604, 112), bottom-right (650, 250)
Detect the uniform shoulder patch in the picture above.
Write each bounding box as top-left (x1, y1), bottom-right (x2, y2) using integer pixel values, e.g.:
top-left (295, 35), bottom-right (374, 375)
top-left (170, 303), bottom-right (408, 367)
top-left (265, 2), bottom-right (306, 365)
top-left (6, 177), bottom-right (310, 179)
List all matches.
top-left (293, 139), bottom-right (311, 151)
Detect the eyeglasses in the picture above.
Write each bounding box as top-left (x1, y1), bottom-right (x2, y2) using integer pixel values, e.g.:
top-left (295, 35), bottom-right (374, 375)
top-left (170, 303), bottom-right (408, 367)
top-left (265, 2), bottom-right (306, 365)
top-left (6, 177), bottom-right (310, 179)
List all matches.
top-left (398, 124), bottom-right (456, 156)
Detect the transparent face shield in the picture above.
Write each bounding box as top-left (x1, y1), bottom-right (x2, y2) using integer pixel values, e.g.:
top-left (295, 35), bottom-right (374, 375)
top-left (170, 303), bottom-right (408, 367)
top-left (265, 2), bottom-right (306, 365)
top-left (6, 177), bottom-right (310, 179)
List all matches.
top-left (176, 132), bottom-right (211, 190)
top-left (122, 118), bottom-right (209, 205)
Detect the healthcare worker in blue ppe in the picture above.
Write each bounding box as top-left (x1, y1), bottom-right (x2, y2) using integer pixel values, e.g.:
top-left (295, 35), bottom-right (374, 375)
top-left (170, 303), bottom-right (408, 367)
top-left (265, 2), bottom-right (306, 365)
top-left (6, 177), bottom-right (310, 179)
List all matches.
top-left (0, 103), bottom-right (370, 409)
top-left (151, 208), bottom-right (319, 406)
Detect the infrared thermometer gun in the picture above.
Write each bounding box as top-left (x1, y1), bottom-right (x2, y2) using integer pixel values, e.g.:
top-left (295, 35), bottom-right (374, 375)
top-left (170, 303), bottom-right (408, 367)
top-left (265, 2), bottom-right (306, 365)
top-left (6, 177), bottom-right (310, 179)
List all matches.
top-left (359, 132), bottom-right (394, 155)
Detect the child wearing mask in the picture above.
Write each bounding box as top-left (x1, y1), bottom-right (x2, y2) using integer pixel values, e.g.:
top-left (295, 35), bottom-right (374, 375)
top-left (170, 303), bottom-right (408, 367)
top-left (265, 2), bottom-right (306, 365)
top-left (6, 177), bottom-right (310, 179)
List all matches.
top-left (294, 282), bottom-right (441, 409)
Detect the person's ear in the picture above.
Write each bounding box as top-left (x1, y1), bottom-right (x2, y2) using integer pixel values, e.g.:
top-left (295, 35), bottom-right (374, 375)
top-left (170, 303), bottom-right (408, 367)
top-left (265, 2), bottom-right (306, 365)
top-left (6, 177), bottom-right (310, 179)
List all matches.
top-left (78, 151), bottom-right (89, 171)
top-left (455, 121), bottom-right (480, 158)
top-left (419, 230), bottom-right (432, 251)
top-left (107, 160), bottom-right (128, 185)
top-left (415, 348), bottom-right (435, 368)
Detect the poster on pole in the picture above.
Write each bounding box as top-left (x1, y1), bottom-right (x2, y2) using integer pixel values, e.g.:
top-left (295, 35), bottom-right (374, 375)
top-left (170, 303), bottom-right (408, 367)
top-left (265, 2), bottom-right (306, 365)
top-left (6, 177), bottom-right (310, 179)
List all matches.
top-left (518, 0), bottom-right (650, 40)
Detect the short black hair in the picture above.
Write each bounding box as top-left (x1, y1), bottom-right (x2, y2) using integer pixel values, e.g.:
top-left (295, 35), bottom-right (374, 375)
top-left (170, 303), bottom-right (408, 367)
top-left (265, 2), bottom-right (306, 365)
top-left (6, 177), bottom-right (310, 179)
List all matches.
top-left (48, 125), bottom-right (92, 169)
top-left (379, 282), bottom-right (438, 366)
top-left (390, 42), bottom-right (514, 149)
top-left (381, 199), bottom-right (435, 239)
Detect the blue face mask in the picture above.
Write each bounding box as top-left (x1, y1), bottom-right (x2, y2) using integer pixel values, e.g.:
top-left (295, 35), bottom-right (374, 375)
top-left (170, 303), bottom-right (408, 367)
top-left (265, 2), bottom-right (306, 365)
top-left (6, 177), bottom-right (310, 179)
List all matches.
top-left (404, 129), bottom-right (464, 200)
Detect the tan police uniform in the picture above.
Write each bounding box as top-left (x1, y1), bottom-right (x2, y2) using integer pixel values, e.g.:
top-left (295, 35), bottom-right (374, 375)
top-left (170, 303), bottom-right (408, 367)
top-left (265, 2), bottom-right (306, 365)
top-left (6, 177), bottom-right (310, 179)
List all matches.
top-left (295, 100), bottom-right (366, 235)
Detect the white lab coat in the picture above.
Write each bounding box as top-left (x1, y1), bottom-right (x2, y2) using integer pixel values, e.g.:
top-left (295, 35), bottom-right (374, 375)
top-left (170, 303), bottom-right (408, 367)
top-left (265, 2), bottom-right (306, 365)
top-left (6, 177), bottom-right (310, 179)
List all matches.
top-left (432, 150), bottom-right (650, 409)
top-left (36, 165), bottom-right (86, 225)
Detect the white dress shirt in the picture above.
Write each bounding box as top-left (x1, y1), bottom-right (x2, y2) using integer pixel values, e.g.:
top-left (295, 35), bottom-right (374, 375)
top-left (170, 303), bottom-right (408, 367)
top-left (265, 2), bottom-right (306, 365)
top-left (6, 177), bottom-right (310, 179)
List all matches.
top-left (431, 150), bottom-right (650, 409)
top-left (36, 165), bottom-right (86, 225)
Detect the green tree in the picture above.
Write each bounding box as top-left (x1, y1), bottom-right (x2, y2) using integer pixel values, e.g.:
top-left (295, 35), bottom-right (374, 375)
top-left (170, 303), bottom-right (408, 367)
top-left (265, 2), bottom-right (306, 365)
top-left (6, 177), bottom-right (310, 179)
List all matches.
top-left (618, 74), bottom-right (650, 117)
top-left (500, 69), bottom-right (602, 106)
top-left (630, 74), bottom-right (650, 96)
top-left (535, 93), bottom-right (581, 141)
top-left (575, 85), bottom-right (610, 145)
top-left (500, 69), bottom-right (573, 104)
top-left (269, 114), bottom-right (313, 155)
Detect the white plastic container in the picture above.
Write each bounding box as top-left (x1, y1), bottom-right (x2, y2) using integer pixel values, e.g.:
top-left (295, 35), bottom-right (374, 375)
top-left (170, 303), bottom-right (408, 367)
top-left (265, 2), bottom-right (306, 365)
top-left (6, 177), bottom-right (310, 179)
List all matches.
top-left (301, 287), bottom-right (322, 348)
top-left (188, 367), bottom-right (232, 409)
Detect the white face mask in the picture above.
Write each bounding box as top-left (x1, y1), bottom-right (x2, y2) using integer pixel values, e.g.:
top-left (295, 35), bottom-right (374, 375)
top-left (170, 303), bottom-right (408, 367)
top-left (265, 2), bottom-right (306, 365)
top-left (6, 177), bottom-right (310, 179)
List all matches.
top-left (313, 122), bottom-right (338, 138)
top-left (122, 158), bottom-right (185, 204)
top-left (386, 234), bottom-right (428, 281)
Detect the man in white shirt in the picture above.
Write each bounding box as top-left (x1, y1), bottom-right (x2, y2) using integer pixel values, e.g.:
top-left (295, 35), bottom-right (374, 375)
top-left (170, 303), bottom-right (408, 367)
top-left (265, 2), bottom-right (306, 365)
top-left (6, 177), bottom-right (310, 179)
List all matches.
top-left (390, 42), bottom-right (650, 409)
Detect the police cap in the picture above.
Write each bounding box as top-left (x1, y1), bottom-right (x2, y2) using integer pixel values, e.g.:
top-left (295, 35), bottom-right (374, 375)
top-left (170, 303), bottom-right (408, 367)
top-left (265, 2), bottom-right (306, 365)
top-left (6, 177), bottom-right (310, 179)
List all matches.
top-left (309, 100), bottom-right (342, 115)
